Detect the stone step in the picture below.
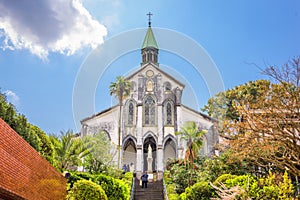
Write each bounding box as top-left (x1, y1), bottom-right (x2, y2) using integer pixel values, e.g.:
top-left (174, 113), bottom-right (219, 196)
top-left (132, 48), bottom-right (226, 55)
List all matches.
top-left (134, 180), bottom-right (164, 200)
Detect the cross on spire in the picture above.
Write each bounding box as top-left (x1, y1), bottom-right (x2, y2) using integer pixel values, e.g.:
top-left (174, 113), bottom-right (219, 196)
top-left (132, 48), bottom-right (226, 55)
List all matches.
top-left (147, 12), bottom-right (153, 27)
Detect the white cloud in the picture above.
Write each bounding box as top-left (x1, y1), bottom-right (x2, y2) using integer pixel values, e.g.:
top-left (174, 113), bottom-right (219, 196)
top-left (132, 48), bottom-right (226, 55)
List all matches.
top-left (0, 0), bottom-right (107, 60)
top-left (4, 90), bottom-right (20, 106)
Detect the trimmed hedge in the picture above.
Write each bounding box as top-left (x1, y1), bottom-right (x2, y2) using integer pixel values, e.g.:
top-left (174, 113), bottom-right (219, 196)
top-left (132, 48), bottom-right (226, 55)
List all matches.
top-left (67, 179), bottom-right (107, 200)
top-left (93, 174), bottom-right (130, 200)
top-left (68, 172), bottom-right (130, 200)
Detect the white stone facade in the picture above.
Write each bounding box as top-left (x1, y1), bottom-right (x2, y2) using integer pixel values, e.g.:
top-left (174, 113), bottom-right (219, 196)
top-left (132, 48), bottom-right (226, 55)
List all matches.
top-left (80, 26), bottom-right (218, 179)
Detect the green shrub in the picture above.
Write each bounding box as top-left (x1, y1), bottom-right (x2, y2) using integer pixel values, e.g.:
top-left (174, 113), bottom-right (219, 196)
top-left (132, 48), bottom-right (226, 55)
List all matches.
top-left (179, 192), bottom-right (186, 200)
top-left (121, 172), bottom-right (133, 187)
top-left (93, 174), bottom-right (130, 200)
top-left (67, 172), bottom-right (94, 190)
top-left (213, 173), bottom-right (237, 186)
top-left (212, 172), bottom-right (294, 200)
top-left (184, 181), bottom-right (214, 200)
top-left (67, 179), bottom-right (107, 200)
top-left (278, 171), bottom-right (294, 200)
top-left (165, 162), bottom-right (192, 194)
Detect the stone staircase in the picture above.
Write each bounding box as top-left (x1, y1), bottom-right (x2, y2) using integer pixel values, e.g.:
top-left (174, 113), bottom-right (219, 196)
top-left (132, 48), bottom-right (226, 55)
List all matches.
top-left (133, 179), bottom-right (164, 200)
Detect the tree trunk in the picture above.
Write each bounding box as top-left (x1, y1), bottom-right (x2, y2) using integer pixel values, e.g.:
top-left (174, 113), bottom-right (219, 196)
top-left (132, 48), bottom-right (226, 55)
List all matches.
top-left (117, 103), bottom-right (122, 169)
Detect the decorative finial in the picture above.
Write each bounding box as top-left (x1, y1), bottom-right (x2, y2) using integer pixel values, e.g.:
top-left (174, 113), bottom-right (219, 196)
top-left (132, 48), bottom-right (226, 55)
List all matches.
top-left (147, 12), bottom-right (153, 27)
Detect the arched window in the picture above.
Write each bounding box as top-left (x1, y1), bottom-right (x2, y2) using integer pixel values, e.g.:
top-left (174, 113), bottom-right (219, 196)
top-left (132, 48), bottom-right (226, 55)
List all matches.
top-left (128, 102), bottom-right (134, 125)
top-left (147, 80), bottom-right (154, 92)
top-left (144, 96), bottom-right (155, 125)
top-left (166, 102), bottom-right (172, 125)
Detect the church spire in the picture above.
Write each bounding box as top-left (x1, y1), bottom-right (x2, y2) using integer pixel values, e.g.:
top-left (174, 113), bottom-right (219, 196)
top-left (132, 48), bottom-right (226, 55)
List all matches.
top-left (141, 12), bottom-right (159, 66)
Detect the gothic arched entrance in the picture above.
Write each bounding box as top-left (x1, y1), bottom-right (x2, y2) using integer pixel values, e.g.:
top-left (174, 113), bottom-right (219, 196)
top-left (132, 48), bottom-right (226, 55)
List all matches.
top-left (163, 137), bottom-right (176, 169)
top-left (123, 137), bottom-right (136, 172)
top-left (143, 136), bottom-right (156, 172)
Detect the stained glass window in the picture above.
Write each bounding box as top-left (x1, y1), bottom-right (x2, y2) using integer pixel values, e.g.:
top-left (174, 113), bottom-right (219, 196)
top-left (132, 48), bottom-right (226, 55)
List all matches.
top-left (144, 96), bottom-right (155, 125)
top-left (128, 102), bottom-right (134, 125)
top-left (166, 102), bottom-right (172, 125)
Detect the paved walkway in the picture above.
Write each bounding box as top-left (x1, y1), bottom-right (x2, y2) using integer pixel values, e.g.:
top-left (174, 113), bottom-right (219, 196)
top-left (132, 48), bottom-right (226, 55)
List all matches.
top-left (134, 179), bottom-right (164, 200)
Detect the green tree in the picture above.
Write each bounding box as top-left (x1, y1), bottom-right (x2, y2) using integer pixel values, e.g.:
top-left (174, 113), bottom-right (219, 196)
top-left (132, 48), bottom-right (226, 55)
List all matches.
top-left (202, 79), bottom-right (271, 134)
top-left (176, 121), bottom-right (206, 184)
top-left (109, 76), bottom-right (131, 169)
top-left (203, 57), bottom-right (300, 176)
top-left (83, 131), bottom-right (115, 173)
top-left (50, 130), bottom-right (89, 172)
top-left (29, 124), bottom-right (54, 164)
top-left (0, 90), bottom-right (54, 163)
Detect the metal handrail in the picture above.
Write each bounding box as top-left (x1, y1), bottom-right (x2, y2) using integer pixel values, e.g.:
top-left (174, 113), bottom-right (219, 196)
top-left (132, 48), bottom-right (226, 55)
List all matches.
top-left (163, 176), bottom-right (169, 200)
top-left (130, 176), bottom-right (135, 200)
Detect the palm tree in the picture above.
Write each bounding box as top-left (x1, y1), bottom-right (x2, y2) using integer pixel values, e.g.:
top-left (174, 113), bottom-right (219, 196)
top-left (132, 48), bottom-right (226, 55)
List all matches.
top-left (50, 130), bottom-right (89, 172)
top-left (176, 121), bottom-right (207, 184)
top-left (109, 76), bottom-right (131, 169)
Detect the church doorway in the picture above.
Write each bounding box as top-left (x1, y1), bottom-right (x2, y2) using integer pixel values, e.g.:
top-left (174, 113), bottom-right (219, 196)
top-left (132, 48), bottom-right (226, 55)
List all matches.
top-left (143, 136), bottom-right (156, 172)
top-left (122, 137), bottom-right (136, 172)
top-left (163, 137), bottom-right (176, 169)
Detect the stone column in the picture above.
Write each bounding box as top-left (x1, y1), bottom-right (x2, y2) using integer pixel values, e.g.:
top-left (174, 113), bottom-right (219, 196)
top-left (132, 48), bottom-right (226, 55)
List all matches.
top-left (156, 145), bottom-right (164, 180)
top-left (157, 105), bottom-right (164, 180)
top-left (176, 105), bottom-right (184, 159)
top-left (147, 145), bottom-right (153, 172)
top-left (136, 105), bottom-right (143, 178)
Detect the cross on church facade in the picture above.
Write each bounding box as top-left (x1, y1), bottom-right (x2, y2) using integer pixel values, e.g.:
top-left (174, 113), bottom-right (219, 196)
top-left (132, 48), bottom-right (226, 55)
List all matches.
top-left (147, 12), bottom-right (153, 27)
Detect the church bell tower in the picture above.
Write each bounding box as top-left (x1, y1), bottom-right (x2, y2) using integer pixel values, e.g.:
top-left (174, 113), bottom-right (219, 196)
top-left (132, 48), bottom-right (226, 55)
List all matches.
top-left (141, 12), bottom-right (159, 66)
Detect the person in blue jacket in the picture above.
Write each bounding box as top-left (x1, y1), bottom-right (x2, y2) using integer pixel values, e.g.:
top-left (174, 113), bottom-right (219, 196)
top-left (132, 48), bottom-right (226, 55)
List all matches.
top-left (141, 171), bottom-right (149, 188)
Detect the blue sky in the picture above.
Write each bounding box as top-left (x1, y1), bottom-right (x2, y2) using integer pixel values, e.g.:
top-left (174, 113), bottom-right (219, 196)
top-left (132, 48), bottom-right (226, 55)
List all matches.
top-left (0, 0), bottom-right (299, 134)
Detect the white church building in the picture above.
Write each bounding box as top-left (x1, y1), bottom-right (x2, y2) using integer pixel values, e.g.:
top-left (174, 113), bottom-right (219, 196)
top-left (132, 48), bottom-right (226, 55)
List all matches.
top-left (80, 22), bottom-right (218, 179)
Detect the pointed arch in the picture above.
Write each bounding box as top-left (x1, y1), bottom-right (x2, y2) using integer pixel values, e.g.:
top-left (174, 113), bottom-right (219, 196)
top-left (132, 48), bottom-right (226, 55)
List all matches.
top-left (143, 133), bottom-right (157, 172)
top-left (122, 135), bottom-right (137, 170)
top-left (163, 134), bottom-right (177, 168)
top-left (143, 131), bottom-right (158, 144)
top-left (122, 135), bottom-right (137, 150)
top-left (163, 134), bottom-right (177, 147)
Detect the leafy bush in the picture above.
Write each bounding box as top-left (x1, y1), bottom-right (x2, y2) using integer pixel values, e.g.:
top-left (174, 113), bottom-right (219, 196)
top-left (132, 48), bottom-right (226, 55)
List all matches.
top-left (212, 171), bottom-right (294, 200)
top-left (67, 171), bottom-right (130, 199)
top-left (67, 171), bottom-right (93, 190)
top-left (165, 162), bottom-right (193, 194)
top-left (67, 179), bottom-right (107, 200)
top-left (278, 171), bottom-right (294, 200)
top-left (93, 174), bottom-right (130, 200)
top-left (121, 172), bottom-right (133, 187)
top-left (183, 181), bottom-right (214, 200)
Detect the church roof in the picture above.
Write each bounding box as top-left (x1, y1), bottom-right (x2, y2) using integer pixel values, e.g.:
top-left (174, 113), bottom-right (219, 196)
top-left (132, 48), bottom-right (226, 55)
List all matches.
top-left (126, 63), bottom-right (185, 88)
top-left (142, 27), bottom-right (158, 49)
top-left (81, 105), bottom-right (118, 123)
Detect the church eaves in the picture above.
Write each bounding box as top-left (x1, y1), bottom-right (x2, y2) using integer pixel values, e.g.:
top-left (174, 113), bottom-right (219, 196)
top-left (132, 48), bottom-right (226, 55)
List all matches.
top-left (142, 27), bottom-right (158, 49)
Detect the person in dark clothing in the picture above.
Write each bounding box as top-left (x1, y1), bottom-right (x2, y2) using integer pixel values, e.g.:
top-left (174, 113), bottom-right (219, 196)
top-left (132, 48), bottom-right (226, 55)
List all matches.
top-left (141, 171), bottom-right (148, 188)
top-left (122, 164), bottom-right (127, 172)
